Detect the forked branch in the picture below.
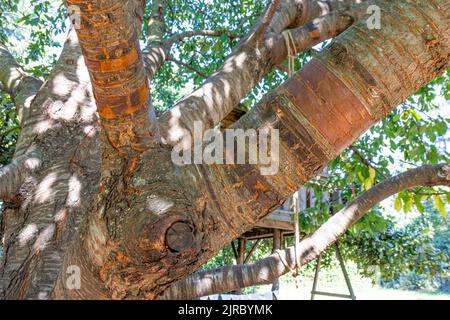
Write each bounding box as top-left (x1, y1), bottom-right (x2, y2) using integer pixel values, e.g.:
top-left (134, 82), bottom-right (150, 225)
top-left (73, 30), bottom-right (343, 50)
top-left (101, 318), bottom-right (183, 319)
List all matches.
top-left (0, 43), bottom-right (43, 124)
top-left (157, 0), bottom-right (370, 147)
top-left (254, 0), bottom-right (281, 40)
top-left (0, 153), bottom-right (40, 201)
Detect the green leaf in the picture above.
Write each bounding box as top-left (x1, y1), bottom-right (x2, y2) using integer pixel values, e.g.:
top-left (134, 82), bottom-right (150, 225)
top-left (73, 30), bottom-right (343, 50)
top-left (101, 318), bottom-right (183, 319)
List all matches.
top-left (363, 167), bottom-right (376, 190)
top-left (413, 195), bottom-right (424, 214)
top-left (435, 121), bottom-right (448, 136)
top-left (369, 167), bottom-right (376, 180)
top-left (426, 149), bottom-right (439, 164)
top-left (446, 192), bottom-right (450, 204)
top-left (364, 178), bottom-right (373, 190)
top-left (394, 194), bottom-right (403, 212)
top-left (410, 109), bottom-right (422, 121)
top-left (403, 194), bottom-right (414, 213)
top-left (433, 195), bottom-right (447, 219)
top-left (357, 171), bottom-right (365, 183)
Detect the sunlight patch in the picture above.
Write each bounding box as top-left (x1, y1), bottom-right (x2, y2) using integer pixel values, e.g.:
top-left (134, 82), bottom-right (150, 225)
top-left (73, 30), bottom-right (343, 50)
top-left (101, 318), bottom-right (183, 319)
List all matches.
top-left (19, 224), bottom-right (38, 246)
top-left (35, 172), bottom-right (57, 203)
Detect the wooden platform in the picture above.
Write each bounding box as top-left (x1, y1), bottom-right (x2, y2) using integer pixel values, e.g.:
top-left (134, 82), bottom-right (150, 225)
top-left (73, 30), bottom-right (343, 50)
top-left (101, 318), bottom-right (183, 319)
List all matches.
top-left (242, 209), bottom-right (295, 240)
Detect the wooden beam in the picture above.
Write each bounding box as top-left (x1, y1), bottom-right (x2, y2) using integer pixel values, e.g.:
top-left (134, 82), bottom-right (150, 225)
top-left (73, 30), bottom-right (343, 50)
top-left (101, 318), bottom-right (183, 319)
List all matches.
top-left (244, 239), bottom-right (261, 264)
top-left (231, 240), bottom-right (238, 261)
top-left (272, 229), bottom-right (283, 293)
top-left (237, 238), bottom-right (246, 265)
top-left (242, 229), bottom-right (296, 240)
top-left (255, 218), bottom-right (294, 231)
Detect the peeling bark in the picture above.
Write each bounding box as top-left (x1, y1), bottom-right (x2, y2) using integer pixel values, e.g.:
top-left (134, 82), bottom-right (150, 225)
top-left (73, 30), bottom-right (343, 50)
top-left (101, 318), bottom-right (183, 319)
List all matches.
top-left (65, 0), bottom-right (156, 155)
top-left (157, 0), bottom-right (369, 147)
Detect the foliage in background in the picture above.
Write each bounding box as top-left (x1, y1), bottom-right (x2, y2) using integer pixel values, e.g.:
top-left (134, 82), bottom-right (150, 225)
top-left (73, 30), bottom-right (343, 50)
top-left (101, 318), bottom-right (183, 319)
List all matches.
top-left (377, 203), bottom-right (450, 292)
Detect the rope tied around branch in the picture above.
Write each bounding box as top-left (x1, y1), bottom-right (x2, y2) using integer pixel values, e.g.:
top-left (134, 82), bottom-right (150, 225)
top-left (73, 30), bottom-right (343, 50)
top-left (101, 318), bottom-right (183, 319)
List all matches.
top-left (292, 194), bottom-right (301, 288)
top-left (279, 29), bottom-right (302, 286)
top-left (282, 29), bottom-right (297, 77)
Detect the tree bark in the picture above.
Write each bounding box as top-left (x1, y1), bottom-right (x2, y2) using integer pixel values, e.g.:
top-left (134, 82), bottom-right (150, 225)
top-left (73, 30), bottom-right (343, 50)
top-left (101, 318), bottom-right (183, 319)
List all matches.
top-left (0, 28), bottom-right (102, 299)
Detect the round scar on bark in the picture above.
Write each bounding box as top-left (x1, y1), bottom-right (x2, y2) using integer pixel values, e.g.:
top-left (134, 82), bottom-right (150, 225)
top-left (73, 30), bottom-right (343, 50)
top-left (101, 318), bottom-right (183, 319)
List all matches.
top-left (165, 222), bottom-right (195, 252)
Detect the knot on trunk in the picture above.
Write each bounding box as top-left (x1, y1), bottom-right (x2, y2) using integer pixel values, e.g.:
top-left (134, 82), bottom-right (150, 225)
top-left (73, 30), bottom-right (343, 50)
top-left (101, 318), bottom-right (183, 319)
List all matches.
top-left (165, 221), bottom-right (195, 253)
top-left (136, 215), bottom-right (200, 263)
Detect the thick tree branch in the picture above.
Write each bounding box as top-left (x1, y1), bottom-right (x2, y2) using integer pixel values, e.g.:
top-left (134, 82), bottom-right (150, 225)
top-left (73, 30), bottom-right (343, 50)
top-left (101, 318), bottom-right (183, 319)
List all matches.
top-left (253, 0), bottom-right (281, 40)
top-left (283, 4), bottom-right (368, 54)
top-left (161, 164), bottom-right (450, 300)
top-left (11, 28), bottom-right (95, 160)
top-left (0, 152), bottom-right (40, 201)
top-left (0, 43), bottom-right (43, 125)
top-left (65, 0), bottom-right (157, 155)
top-left (156, 1), bottom-right (450, 301)
top-left (143, 45), bottom-right (169, 81)
top-left (157, 0), bottom-right (369, 147)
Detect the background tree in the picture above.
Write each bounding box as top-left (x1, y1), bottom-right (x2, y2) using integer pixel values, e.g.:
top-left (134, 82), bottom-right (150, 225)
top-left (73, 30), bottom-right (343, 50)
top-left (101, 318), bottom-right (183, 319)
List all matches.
top-left (0, 0), bottom-right (449, 299)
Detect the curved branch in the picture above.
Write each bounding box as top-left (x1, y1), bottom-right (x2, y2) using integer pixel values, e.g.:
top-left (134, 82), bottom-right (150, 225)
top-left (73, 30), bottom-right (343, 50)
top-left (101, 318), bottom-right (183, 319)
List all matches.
top-left (0, 153), bottom-right (40, 201)
top-left (144, 0), bottom-right (364, 85)
top-left (160, 0), bottom-right (450, 299)
top-left (161, 164), bottom-right (450, 300)
top-left (157, 0), bottom-right (369, 147)
top-left (143, 45), bottom-right (169, 81)
top-left (0, 43), bottom-right (43, 124)
top-left (253, 0), bottom-right (281, 40)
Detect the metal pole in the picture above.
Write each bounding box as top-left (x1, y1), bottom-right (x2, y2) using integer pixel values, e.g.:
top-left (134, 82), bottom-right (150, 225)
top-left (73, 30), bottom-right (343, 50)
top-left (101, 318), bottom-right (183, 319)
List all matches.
top-left (310, 255), bottom-right (321, 300)
top-left (334, 243), bottom-right (356, 300)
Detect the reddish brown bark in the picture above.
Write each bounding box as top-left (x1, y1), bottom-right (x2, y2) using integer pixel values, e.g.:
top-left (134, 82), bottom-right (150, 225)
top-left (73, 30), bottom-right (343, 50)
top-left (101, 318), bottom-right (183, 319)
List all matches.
top-left (0, 0), bottom-right (448, 300)
top-left (65, 0), bottom-right (155, 155)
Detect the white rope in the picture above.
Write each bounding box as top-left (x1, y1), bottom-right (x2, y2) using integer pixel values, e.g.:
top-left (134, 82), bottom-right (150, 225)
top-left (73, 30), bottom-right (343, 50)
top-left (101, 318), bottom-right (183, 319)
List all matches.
top-left (292, 195), bottom-right (301, 288)
top-left (282, 29), bottom-right (297, 77)
top-left (275, 250), bottom-right (295, 273)
top-left (282, 29), bottom-right (302, 288)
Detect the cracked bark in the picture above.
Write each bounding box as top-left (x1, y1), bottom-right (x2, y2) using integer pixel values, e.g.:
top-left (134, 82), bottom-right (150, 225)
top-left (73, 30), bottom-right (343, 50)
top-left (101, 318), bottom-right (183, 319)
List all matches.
top-left (0, 0), bottom-right (448, 300)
